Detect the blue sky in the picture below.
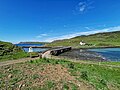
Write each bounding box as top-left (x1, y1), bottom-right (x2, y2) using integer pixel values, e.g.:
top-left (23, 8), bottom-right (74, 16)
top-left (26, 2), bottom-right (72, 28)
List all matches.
top-left (0, 0), bottom-right (120, 43)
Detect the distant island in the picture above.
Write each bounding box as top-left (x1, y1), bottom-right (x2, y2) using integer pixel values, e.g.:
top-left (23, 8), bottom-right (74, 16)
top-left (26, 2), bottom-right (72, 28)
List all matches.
top-left (19, 42), bottom-right (49, 45)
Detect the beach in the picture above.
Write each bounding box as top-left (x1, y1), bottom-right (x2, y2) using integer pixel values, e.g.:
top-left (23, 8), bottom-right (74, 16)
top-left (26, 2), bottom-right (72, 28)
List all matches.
top-left (58, 49), bottom-right (107, 62)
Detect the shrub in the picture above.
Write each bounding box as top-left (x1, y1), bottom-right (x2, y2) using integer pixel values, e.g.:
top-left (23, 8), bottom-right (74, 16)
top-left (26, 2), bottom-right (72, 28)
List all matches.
top-left (81, 71), bottom-right (88, 80)
top-left (46, 81), bottom-right (55, 89)
top-left (100, 79), bottom-right (107, 86)
top-left (68, 63), bottom-right (74, 69)
top-left (29, 52), bottom-right (39, 58)
top-left (29, 60), bottom-right (34, 63)
top-left (55, 61), bottom-right (59, 64)
top-left (63, 83), bottom-right (69, 90)
top-left (32, 74), bottom-right (39, 80)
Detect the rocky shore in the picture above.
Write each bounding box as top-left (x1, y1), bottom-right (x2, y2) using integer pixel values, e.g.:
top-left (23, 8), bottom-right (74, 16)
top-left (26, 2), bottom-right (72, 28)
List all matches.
top-left (58, 49), bottom-right (107, 62)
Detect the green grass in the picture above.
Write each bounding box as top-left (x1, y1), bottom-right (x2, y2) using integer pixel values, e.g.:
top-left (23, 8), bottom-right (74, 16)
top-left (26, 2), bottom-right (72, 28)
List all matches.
top-left (100, 61), bottom-right (120, 66)
top-left (28, 58), bottom-right (120, 90)
top-left (0, 58), bottom-right (120, 90)
top-left (0, 51), bottom-right (29, 62)
top-left (0, 41), bottom-right (29, 62)
top-left (29, 52), bottom-right (39, 58)
top-left (46, 31), bottom-right (120, 48)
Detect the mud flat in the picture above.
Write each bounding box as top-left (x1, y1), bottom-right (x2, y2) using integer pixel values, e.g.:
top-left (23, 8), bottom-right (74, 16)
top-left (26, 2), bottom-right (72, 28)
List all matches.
top-left (58, 49), bottom-right (107, 62)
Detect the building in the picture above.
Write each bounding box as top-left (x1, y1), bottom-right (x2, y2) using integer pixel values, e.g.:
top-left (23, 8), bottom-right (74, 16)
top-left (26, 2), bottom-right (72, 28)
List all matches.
top-left (28, 47), bottom-right (33, 52)
top-left (79, 41), bottom-right (86, 45)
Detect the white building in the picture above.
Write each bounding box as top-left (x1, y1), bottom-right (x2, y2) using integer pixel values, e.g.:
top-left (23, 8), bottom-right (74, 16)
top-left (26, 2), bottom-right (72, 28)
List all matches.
top-left (28, 47), bottom-right (33, 52)
top-left (79, 41), bottom-right (86, 45)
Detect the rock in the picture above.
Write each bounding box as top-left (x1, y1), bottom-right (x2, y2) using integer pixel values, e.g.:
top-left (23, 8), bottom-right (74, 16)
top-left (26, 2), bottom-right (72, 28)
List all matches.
top-left (8, 74), bottom-right (12, 78)
top-left (19, 84), bottom-right (22, 88)
top-left (22, 84), bottom-right (25, 87)
top-left (78, 84), bottom-right (81, 87)
top-left (7, 69), bottom-right (10, 71)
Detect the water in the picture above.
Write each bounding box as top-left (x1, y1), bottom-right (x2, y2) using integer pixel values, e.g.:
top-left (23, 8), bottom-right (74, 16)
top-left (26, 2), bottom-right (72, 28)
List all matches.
top-left (88, 48), bottom-right (120, 61)
top-left (15, 44), bottom-right (43, 47)
top-left (15, 44), bottom-right (48, 52)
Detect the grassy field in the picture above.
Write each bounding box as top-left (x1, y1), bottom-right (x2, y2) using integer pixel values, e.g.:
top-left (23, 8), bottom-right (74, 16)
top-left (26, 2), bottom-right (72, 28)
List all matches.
top-left (0, 41), bottom-right (29, 62)
top-left (46, 31), bottom-right (120, 48)
top-left (0, 58), bottom-right (120, 90)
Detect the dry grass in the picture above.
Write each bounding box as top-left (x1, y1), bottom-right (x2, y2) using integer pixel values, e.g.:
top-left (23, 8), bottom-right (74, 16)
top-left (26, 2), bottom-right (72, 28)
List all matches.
top-left (0, 60), bottom-right (95, 90)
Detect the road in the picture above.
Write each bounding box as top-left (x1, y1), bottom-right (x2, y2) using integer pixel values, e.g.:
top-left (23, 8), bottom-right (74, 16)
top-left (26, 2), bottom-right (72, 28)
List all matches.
top-left (0, 57), bottom-right (39, 67)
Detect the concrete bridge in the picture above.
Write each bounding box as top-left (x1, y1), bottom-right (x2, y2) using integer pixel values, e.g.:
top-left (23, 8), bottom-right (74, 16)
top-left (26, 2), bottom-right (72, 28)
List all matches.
top-left (41, 47), bottom-right (72, 58)
top-left (50, 47), bottom-right (72, 56)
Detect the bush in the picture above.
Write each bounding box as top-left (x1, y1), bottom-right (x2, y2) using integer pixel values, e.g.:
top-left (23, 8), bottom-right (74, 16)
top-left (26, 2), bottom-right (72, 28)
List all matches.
top-left (68, 63), bottom-right (74, 69)
top-left (100, 79), bottom-right (107, 86)
top-left (32, 74), bottom-right (39, 79)
top-left (40, 58), bottom-right (51, 63)
top-left (45, 81), bottom-right (55, 89)
top-left (29, 52), bottom-right (39, 58)
top-left (30, 60), bottom-right (34, 63)
top-left (55, 61), bottom-right (59, 64)
top-left (63, 83), bottom-right (69, 90)
top-left (81, 71), bottom-right (88, 80)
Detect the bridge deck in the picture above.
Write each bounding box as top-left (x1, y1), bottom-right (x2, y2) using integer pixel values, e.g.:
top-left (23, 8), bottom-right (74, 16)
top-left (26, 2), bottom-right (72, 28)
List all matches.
top-left (41, 46), bottom-right (72, 58)
top-left (49, 47), bottom-right (72, 56)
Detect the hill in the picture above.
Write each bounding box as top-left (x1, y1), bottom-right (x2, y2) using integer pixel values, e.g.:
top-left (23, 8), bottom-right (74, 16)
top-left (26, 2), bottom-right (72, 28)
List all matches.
top-left (0, 41), bottom-right (28, 61)
top-left (46, 31), bottom-right (120, 48)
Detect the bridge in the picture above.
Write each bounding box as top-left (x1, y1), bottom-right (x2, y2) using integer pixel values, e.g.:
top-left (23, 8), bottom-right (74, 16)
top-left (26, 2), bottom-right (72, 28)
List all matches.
top-left (41, 47), bottom-right (72, 58)
top-left (50, 47), bottom-right (72, 56)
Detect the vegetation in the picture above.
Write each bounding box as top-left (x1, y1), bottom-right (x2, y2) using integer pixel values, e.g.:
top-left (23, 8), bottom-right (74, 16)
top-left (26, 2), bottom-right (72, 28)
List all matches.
top-left (0, 58), bottom-right (120, 90)
top-left (29, 52), bottom-right (39, 58)
top-left (46, 31), bottom-right (120, 48)
top-left (0, 41), bottom-right (29, 61)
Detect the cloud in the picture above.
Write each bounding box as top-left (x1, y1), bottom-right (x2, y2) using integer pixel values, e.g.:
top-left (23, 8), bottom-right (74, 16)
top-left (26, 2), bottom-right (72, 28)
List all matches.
top-left (44, 26), bottom-right (120, 42)
top-left (36, 33), bottom-right (48, 38)
top-left (75, 0), bottom-right (94, 14)
top-left (78, 2), bottom-right (86, 12)
top-left (84, 27), bottom-right (92, 30)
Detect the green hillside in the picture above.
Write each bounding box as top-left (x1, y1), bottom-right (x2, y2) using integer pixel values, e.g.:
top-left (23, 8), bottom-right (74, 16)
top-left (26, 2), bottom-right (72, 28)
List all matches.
top-left (0, 41), bottom-right (28, 61)
top-left (46, 31), bottom-right (120, 48)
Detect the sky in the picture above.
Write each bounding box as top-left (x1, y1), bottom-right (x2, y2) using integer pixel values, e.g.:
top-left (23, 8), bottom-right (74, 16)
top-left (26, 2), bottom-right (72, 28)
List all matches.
top-left (0, 0), bottom-right (120, 43)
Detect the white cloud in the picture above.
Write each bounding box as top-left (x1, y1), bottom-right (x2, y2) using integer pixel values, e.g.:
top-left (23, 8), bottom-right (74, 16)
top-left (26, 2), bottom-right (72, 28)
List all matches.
top-left (41, 34), bottom-right (47, 36)
top-left (84, 27), bottom-right (92, 30)
top-left (79, 2), bottom-right (86, 12)
top-left (44, 26), bottom-right (120, 42)
top-left (36, 33), bottom-right (48, 38)
top-left (75, 0), bottom-right (94, 14)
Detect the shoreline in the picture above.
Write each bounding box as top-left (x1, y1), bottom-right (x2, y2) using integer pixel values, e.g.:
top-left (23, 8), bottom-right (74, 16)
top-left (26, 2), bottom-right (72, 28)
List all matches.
top-left (75, 46), bottom-right (120, 49)
top-left (58, 49), bottom-right (108, 62)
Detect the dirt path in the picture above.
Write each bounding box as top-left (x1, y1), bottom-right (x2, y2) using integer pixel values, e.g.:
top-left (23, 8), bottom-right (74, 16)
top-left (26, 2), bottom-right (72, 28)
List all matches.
top-left (0, 57), bottom-right (39, 67)
top-left (0, 50), bottom-right (52, 67)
